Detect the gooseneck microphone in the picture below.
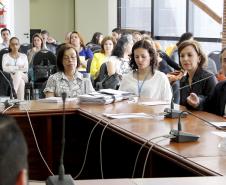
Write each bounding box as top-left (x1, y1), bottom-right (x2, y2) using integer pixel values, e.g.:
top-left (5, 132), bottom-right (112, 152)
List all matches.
top-left (46, 92), bottom-right (74, 185)
top-left (164, 74), bottom-right (215, 118)
top-left (0, 70), bottom-right (13, 99)
top-left (169, 110), bottom-right (200, 143)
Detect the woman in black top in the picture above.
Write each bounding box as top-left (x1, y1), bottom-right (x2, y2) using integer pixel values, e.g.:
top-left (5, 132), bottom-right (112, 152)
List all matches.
top-left (178, 40), bottom-right (217, 109)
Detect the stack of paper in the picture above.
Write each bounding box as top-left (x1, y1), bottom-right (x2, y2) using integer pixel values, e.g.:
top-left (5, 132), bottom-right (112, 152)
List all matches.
top-left (78, 89), bottom-right (133, 104)
top-left (38, 97), bottom-right (77, 103)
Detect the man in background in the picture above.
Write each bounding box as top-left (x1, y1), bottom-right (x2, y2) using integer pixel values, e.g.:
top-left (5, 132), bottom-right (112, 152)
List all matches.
top-left (0, 28), bottom-right (11, 50)
top-left (112, 28), bottom-right (121, 43)
top-left (0, 114), bottom-right (28, 185)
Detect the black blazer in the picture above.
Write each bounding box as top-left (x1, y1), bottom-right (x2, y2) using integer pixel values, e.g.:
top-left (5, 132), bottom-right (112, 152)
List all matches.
top-left (205, 80), bottom-right (226, 116)
top-left (0, 71), bottom-right (17, 98)
top-left (180, 68), bottom-right (217, 109)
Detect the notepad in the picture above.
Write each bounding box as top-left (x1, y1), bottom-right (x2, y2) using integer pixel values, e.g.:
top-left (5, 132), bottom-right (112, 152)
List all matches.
top-left (38, 97), bottom-right (77, 103)
top-left (102, 113), bottom-right (153, 119)
top-left (210, 122), bottom-right (226, 129)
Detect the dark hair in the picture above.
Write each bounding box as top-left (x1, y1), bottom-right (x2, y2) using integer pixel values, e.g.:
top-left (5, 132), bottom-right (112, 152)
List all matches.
top-left (57, 44), bottom-right (80, 72)
top-left (40, 30), bottom-right (49, 36)
top-left (130, 39), bottom-right (158, 75)
top-left (178, 40), bottom-right (207, 69)
top-left (100, 36), bottom-right (115, 53)
top-left (90, 32), bottom-right (103, 45)
top-left (1, 28), bottom-right (10, 35)
top-left (111, 34), bottom-right (133, 58)
top-left (70, 31), bottom-right (86, 48)
top-left (32, 33), bottom-right (44, 48)
top-left (176, 32), bottom-right (193, 47)
top-left (220, 47), bottom-right (226, 63)
top-left (112, 28), bottom-right (121, 34)
top-left (0, 115), bottom-right (28, 185)
top-left (9, 37), bottom-right (20, 52)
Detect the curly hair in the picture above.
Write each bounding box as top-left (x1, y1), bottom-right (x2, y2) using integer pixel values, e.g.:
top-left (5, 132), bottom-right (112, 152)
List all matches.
top-left (130, 39), bottom-right (158, 75)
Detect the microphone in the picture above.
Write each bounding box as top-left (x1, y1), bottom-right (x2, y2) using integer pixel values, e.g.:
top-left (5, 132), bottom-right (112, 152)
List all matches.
top-left (46, 92), bottom-right (74, 185)
top-left (169, 110), bottom-right (200, 143)
top-left (0, 70), bottom-right (14, 99)
top-left (164, 73), bottom-right (215, 118)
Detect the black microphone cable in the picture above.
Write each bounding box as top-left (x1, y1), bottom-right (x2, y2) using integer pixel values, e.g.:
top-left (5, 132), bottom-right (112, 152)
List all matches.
top-left (0, 70), bottom-right (13, 99)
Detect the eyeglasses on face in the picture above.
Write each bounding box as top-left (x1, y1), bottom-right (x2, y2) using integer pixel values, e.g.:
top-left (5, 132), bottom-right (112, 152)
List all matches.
top-left (63, 56), bottom-right (77, 61)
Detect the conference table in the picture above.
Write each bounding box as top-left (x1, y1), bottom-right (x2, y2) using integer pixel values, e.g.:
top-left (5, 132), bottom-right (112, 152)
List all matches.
top-left (5, 99), bottom-right (226, 181)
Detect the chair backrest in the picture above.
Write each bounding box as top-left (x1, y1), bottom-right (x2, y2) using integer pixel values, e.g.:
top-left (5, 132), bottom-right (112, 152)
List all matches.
top-left (32, 49), bottom-right (57, 83)
top-left (86, 58), bottom-right (92, 73)
top-left (19, 43), bottom-right (32, 54)
top-left (0, 48), bottom-right (9, 70)
top-left (208, 51), bottom-right (221, 72)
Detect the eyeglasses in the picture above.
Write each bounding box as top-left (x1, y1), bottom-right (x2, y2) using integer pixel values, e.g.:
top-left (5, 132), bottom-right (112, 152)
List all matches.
top-left (63, 56), bottom-right (77, 61)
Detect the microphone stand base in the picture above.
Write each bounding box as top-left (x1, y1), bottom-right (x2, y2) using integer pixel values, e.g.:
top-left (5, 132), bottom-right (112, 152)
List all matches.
top-left (164, 108), bottom-right (188, 118)
top-left (170, 129), bottom-right (200, 143)
top-left (46, 175), bottom-right (74, 185)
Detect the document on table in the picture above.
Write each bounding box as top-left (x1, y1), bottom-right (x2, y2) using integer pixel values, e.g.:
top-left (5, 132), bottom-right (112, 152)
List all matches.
top-left (139, 101), bottom-right (170, 106)
top-left (102, 113), bottom-right (153, 119)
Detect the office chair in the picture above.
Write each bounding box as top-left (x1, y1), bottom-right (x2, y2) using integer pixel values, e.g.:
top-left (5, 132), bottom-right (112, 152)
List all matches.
top-left (208, 51), bottom-right (221, 72)
top-left (32, 49), bottom-right (57, 90)
top-left (19, 43), bottom-right (32, 54)
top-left (0, 48), bottom-right (9, 70)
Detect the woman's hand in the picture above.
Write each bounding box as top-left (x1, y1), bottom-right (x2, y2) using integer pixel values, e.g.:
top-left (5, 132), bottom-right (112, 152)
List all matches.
top-left (187, 93), bottom-right (200, 108)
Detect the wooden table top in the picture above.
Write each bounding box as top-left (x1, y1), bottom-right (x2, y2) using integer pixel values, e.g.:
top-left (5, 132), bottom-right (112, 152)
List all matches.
top-left (30, 176), bottom-right (226, 185)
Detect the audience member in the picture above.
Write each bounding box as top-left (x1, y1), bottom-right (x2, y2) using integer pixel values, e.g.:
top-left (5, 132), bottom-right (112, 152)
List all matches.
top-left (119, 39), bottom-right (172, 101)
top-left (41, 30), bottom-right (57, 54)
top-left (187, 47), bottom-right (226, 116)
top-left (27, 33), bottom-right (44, 64)
top-left (0, 28), bottom-right (11, 50)
top-left (171, 32), bottom-right (194, 64)
top-left (2, 37), bottom-right (28, 100)
top-left (0, 114), bottom-right (28, 185)
top-left (178, 40), bottom-right (217, 109)
top-left (86, 32), bottom-right (103, 53)
top-left (106, 34), bottom-right (133, 77)
top-left (0, 70), bottom-right (17, 98)
top-left (132, 31), bottom-right (142, 43)
top-left (44, 44), bottom-right (94, 98)
top-left (90, 36), bottom-right (115, 80)
top-left (69, 31), bottom-right (93, 71)
top-left (112, 28), bottom-right (122, 43)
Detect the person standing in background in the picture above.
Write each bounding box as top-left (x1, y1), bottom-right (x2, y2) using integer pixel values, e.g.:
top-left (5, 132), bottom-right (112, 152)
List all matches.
top-left (0, 28), bottom-right (11, 50)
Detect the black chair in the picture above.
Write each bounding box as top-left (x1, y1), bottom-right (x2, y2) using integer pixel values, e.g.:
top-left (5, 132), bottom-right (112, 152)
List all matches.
top-left (19, 43), bottom-right (32, 54)
top-left (0, 48), bottom-right (9, 70)
top-left (208, 51), bottom-right (221, 72)
top-left (31, 49), bottom-right (57, 90)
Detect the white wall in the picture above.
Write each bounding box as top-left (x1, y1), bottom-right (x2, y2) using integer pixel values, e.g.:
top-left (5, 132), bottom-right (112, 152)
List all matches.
top-left (74, 0), bottom-right (117, 42)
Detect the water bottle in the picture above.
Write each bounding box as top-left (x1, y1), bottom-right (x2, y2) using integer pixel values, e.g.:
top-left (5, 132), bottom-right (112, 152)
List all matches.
top-left (33, 89), bottom-right (40, 100)
top-left (25, 89), bottom-right (30, 101)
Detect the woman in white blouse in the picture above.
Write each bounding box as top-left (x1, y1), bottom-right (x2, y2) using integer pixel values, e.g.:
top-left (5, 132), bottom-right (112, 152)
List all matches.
top-left (119, 39), bottom-right (172, 101)
top-left (2, 37), bottom-right (28, 100)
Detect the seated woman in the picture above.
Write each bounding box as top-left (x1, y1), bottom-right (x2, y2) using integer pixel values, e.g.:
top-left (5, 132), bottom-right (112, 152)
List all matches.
top-left (2, 37), bottom-right (28, 100)
top-left (27, 33), bottom-right (44, 64)
top-left (178, 40), bottom-right (217, 109)
top-left (43, 44), bottom-right (94, 98)
top-left (0, 70), bottom-right (16, 98)
top-left (90, 36), bottom-right (115, 80)
top-left (186, 47), bottom-right (226, 116)
top-left (69, 31), bottom-right (93, 72)
top-left (119, 39), bottom-right (172, 101)
top-left (106, 34), bottom-right (134, 77)
top-left (86, 32), bottom-right (103, 53)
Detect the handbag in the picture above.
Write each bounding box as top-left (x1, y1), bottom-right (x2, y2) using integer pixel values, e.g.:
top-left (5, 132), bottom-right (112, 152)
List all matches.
top-left (96, 73), bottom-right (121, 90)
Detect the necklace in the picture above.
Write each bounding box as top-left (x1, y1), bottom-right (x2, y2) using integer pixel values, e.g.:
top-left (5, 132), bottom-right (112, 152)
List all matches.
top-left (137, 70), bottom-right (149, 97)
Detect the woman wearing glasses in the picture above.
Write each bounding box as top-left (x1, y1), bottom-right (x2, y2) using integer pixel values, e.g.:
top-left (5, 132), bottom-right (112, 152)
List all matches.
top-left (44, 44), bottom-right (94, 98)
